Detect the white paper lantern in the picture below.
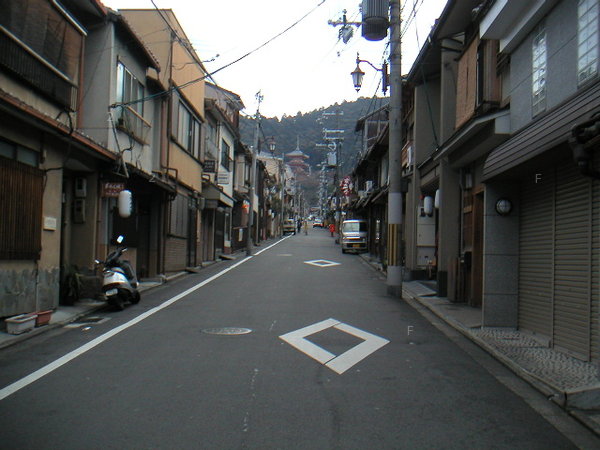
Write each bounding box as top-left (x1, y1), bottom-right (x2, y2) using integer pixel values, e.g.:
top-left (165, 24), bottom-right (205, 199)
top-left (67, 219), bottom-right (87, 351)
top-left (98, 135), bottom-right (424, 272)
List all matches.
top-left (118, 189), bottom-right (132, 218)
top-left (423, 196), bottom-right (434, 216)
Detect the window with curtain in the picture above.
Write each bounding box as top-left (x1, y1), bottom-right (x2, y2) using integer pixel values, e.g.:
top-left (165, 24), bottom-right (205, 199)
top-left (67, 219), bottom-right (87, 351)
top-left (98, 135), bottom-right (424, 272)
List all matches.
top-left (175, 101), bottom-right (201, 158)
top-left (116, 61), bottom-right (149, 141)
top-left (532, 22), bottom-right (547, 116)
top-left (578, 0), bottom-right (599, 85)
top-left (220, 140), bottom-right (231, 171)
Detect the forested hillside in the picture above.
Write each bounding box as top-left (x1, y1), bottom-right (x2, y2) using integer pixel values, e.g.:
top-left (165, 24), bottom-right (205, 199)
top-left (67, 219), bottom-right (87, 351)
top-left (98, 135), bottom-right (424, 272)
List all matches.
top-left (240, 97), bottom-right (388, 175)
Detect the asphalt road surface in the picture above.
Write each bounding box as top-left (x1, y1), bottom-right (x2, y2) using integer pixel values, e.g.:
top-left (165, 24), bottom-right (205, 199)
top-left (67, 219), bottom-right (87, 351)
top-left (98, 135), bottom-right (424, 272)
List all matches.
top-left (0, 229), bottom-right (598, 449)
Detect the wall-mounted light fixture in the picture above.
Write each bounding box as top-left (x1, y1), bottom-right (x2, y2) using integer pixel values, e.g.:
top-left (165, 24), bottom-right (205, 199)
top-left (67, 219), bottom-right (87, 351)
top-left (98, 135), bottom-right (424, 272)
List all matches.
top-left (495, 198), bottom-right (512, 216)
top-left (464, 172), bottom-right (473, 190)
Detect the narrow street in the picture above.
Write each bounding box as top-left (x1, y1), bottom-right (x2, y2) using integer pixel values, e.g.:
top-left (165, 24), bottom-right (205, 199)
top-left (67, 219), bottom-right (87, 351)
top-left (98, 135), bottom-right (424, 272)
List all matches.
top-left (0, 229), bottom-right (595, 449)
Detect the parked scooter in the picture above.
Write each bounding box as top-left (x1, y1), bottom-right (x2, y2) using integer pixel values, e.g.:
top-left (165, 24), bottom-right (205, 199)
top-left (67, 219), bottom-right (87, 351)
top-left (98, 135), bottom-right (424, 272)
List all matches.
top-left (95, 235), bottom-right (140, 310)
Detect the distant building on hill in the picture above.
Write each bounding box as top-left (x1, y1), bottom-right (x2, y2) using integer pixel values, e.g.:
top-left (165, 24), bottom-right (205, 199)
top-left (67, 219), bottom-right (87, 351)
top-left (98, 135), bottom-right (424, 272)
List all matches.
top-left (285, 137), bottom-right (310, 177)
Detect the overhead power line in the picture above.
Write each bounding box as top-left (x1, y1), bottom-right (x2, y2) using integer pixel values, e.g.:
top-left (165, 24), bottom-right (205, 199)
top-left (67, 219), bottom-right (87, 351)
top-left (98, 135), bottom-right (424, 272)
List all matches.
top-left (112, 0), bottom-right (328, 110)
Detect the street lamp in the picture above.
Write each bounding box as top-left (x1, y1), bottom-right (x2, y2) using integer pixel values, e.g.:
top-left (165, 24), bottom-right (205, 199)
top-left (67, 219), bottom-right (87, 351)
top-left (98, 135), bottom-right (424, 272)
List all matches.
top-left (268, 138), bottom-right (276, 153)
top-left (350, 52), bottom-right (389, 94)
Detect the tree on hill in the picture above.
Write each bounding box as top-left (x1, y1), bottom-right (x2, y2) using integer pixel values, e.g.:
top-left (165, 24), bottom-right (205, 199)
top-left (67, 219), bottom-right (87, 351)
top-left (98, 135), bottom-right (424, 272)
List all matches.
top-left (240, 96), bottom-right (388, 207)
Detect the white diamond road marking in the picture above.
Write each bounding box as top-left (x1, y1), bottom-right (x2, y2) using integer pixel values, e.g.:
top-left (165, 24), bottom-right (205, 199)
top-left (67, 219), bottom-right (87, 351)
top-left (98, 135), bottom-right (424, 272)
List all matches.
top-left (279, 318), bottom-right (389, 374)
top-left (304, 259), bottom-right (341, 268)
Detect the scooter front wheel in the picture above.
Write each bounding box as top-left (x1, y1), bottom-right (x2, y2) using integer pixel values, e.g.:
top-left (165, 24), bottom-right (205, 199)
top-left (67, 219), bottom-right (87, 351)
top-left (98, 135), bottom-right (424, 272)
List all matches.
top-left (114, 296), bottom-right (126, 310)
top-left (130, 291), bottom-right (140, 304)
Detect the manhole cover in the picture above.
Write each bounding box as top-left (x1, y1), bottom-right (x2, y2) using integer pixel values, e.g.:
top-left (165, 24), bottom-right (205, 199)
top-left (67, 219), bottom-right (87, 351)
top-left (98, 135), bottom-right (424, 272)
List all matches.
top-left (65, 316), bottom-right (110, 328)
top-left (202, 327), bottom-right (252, 335)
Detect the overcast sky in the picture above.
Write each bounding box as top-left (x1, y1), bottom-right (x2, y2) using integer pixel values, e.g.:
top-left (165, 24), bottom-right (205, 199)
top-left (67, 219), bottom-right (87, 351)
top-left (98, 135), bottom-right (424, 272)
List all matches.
top-left (102, 0), bottom-right (447, 118)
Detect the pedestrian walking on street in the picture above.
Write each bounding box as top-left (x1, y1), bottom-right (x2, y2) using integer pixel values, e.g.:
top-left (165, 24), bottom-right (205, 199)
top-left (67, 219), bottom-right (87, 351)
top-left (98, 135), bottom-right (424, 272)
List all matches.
top-left (303, 220), bottom-right (308, 235)
top-left (297, 219), bottom-right (302, 234)
top-left (329, 222), bottom-right (335, 237)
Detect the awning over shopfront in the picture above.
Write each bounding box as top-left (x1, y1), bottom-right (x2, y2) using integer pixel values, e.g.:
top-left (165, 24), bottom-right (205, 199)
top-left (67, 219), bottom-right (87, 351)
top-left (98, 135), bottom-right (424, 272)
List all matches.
top-left (436, 110), bottom-right (510, 168)
top-left (484, 82), bottom-right (600, 180)
top-left (128, 165), bottom-right (177, 196)
top-left (204, 183), bottom-right (234, 209)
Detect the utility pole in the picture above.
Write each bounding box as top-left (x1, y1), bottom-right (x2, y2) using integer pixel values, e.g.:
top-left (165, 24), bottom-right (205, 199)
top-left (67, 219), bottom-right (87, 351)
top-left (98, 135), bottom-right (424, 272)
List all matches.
top-left (280, 158), bottom-right (285, 238)
top-left (246, 91), bottom-right (262, 256)
top-left (387, 0), bottom-right (403, 296)
top-left (320, 110), bottom-right (344, 235)
top-left (329, 1), bottom-right (403, 295)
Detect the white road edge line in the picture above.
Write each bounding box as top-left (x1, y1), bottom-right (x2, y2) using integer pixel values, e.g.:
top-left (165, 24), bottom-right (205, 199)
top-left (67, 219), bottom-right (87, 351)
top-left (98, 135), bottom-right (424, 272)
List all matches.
top-left (0, 237), bottom-right (288, 402)
top-left (255, 234), bottom-right (291, 256)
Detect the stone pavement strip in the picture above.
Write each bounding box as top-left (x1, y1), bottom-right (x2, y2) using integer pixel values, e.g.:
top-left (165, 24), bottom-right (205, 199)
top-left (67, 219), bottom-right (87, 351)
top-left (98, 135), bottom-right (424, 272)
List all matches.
top-left (401, 279), bottom-right (600, 437)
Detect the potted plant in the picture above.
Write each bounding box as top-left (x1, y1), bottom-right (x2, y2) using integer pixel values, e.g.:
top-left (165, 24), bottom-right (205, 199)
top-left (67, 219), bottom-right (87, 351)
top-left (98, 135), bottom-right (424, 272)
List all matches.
top-left (60, 264), bottom-right (82, 305)
top-left (35, 310), bottom-right (53, 327)
top-left (5, 314), bottom-right (37, 335)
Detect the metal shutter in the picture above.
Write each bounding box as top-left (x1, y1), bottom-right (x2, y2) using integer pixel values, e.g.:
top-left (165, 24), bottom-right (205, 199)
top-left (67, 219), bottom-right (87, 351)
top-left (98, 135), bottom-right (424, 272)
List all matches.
top-left (519, 163), bottom-right (594, 361)
top-left (553, 165), bottom-right (591, 359)
top-left (592, 156), bottom-right (600, 360)
top-left (519, 170), bottom-right (554, 338)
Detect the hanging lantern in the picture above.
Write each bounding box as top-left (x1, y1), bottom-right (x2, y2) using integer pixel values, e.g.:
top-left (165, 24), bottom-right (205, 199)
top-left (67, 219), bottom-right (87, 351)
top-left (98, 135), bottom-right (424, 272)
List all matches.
top-left (423, 196), bottom-right (434, 216)
top-left (118, 189), bottom-right (132, 218)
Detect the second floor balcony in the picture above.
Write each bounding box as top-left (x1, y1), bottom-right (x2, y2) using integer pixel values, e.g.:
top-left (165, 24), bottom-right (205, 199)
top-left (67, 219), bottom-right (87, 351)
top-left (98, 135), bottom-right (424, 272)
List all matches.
top-left (0, 26), bottom-right (78, 111)
top-left (116, 105), bottom-right (151, 144)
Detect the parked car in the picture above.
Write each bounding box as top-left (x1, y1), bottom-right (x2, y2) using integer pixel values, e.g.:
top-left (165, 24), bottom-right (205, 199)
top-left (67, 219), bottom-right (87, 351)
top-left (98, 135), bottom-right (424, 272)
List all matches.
top-left (312, 219), bottom-right (324, 228)
top-left (283, 219), bottom-right (296, 235)
top-left (340, 219), bottom-right (368, 253)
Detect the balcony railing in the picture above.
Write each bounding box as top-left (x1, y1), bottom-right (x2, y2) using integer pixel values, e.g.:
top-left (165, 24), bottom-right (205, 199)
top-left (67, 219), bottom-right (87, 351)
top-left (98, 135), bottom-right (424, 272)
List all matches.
top-left (0, 27), bottom-right (78, 111)
top-left (117, 105), bottom-right (151, 144)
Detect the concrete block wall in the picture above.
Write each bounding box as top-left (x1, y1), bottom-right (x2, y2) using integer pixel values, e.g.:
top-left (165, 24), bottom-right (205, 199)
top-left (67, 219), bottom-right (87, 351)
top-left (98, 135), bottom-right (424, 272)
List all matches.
top-left (482, 182), bottom-right (520, 327)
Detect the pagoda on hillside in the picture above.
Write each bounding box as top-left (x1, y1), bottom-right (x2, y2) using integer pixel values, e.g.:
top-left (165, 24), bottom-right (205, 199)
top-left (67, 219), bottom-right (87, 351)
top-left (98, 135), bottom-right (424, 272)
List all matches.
top-left (285, 137), bottom-right (310, 177)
